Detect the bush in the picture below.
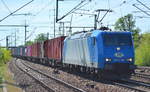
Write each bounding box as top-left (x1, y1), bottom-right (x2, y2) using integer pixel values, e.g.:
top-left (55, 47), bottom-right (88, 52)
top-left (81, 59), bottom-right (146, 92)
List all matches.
top-left (135, 33), bottom-right (150, 66)
top-left (0, 75), bottom-right (3, 84)
top-left (0, 48), bottom-right (12, 84)
top-left (0, 48), bottom-right (11, 65)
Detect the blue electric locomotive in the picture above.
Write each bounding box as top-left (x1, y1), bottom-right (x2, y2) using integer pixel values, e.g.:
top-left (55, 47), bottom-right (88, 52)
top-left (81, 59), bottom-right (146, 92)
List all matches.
top-left (63, 30), bottom-right (135, 74)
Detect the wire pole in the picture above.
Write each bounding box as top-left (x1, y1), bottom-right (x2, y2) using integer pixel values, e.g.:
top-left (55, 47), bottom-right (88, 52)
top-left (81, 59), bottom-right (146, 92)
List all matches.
top-left (54, 9), bottom-right (56, 38)
top-left (10, 34), bottom-right (12, 47)
top-left (94, 14), bottom-right (97, 30)
top-left (56, 0), bottom-right (58, 23)
top-left (11, 13), bottom-right (31, 45)
top-left (69, 14), bottom-right (73, 35)
top-left (47, 33), bottom-right (49, 40)
top-left (58, 22), bottom-right (65, 36)
top-left (25, 20), bottom-right (27, 45)
top-left (6, 36), bottom-right (9, 49)
top-left (15, 31), bottom-right (16, 47)
top-left (62, 22), bottom-right (64, 36)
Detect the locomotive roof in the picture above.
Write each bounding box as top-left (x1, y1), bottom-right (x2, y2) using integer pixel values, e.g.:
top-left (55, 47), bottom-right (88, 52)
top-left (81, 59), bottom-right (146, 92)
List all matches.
top-left (67, 30), bottom-right (131, 40)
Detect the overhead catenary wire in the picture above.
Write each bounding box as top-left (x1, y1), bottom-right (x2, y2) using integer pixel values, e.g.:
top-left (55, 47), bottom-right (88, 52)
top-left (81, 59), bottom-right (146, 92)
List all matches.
top-left (1, 0), bottom-right (11, 13)
top-left (0, 29), bottom-right (10, 31)
top-left (133, 4), bottom-right (150, 16)
top-left (136, 0), bottom-right (150, 11)
top-left (107, 0), bottom-right (110, 9)
top-left (0, 0), bottom-right (34, 22)
top-left (26, 27), bottom-right (37, 40)
top-left (34, 1), bottom-right (53, 16)
top-left (134, 16), bottom-right (150, 18)
top-left (99, 10), bottom-right (113, 23)
top-left (106, 0), bottom-right (110, 26)
top-left (28, 0), bottom-right (53, 29)
top-left (132, 11), bottom-right (150, 13)
top-left (103, 0), bottom-right (137, 27)
top-left (56, 0), bottom-right (91, 22)
top-left (56, 0), bottom-right (85, 22)
top-left (0, 37), bottom-right (5, 41)
top-left (56, 0), bottom-right (95, 34)
top-left (73, 1), bottom-right (91, 13)
top-left (1, 0), bottom-right (148, 45)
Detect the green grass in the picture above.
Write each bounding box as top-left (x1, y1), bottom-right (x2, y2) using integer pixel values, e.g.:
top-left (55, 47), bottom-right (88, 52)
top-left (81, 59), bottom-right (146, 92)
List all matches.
top-left (0, 88), bottom-right (2, 92)
top-left (135, 33), bottom-right (150, 66)
top-left (0, 64), bottom-right (8, 81)
top-left (0, 48), bottom-right (21, 92)
top-left (0, 62), bottom-right (22, 92)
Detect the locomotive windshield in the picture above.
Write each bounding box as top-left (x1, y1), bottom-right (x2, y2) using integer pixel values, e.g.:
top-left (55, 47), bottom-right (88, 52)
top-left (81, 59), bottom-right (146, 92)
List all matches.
top-left (103, 34), bottom-right (132, 46)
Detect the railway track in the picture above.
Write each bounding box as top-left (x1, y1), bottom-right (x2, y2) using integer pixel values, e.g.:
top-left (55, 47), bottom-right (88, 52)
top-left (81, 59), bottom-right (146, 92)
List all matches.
top-left (21, 61), bottom-right (150, 92)
top-left (14, 60), bottom-right (55, 92)
top-left (112, 78), bottom-right (150, 92)
top-left (134, 72), bottom-right (150, 80)
top-left (137, 66), bottom-right (150, 70)
top-left (14, 59), bottom-right (150, 92)
top-left (136, 66), bottom-right (150, 74)
top-left (15, 60), bottom-right (86, 92)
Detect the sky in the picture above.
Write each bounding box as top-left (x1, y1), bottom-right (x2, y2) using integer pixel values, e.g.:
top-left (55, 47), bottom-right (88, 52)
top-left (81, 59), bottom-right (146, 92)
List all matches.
top-left (0, 0), bottom-right (150, 46)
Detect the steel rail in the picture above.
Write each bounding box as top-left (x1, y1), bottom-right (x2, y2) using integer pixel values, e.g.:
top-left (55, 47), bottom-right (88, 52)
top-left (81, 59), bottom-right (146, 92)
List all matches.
top-left (112, 81), bottom-right (146, 92)
top-left (116, 78), bottom-right (150, 92)
top-left (120, 78), bottom-right (150, 88)
top-left (14, 60), bottom-right (55, 92)
top-left (21, 60), bottom-right (86, 92)
top-left (137, 66), bottom-right (150, 70)
top-left (134, 73), bottom-right (150, 80)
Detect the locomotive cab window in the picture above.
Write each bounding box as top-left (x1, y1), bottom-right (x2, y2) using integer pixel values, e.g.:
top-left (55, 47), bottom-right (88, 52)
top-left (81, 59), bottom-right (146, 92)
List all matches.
top-left (103, 34), bottom-right (132, 46)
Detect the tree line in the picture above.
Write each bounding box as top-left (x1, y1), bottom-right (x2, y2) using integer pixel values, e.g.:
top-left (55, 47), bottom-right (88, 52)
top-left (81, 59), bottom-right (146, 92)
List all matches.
top-left (114, 14), bottom-right (150, 66)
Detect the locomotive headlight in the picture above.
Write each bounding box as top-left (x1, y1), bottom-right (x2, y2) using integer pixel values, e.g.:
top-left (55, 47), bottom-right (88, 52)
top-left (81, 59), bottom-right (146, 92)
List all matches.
top-left (105, 58), bottom-right (111, 62)
top-left (127, 58), bottom-right (132, 62)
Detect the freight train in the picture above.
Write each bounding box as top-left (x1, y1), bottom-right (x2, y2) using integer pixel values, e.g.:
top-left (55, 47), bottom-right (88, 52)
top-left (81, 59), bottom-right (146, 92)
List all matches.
top-left (11, 30), bottom-right (136, 77)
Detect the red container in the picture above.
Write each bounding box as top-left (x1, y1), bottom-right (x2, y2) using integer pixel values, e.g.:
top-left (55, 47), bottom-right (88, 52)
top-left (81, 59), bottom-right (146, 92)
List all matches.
top-left (31, 43), bottom-right (38, 57)
top-left (44, 36), bottom-right (66, 61)
top-left (30, 42), bottom-right (44, 58)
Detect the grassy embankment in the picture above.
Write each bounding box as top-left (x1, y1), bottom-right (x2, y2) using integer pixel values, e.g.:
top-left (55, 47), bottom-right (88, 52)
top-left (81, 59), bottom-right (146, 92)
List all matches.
top-left (0, 48), bottom-right (22, 92)
top-left (135, 33), bottom-right (150, 66)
